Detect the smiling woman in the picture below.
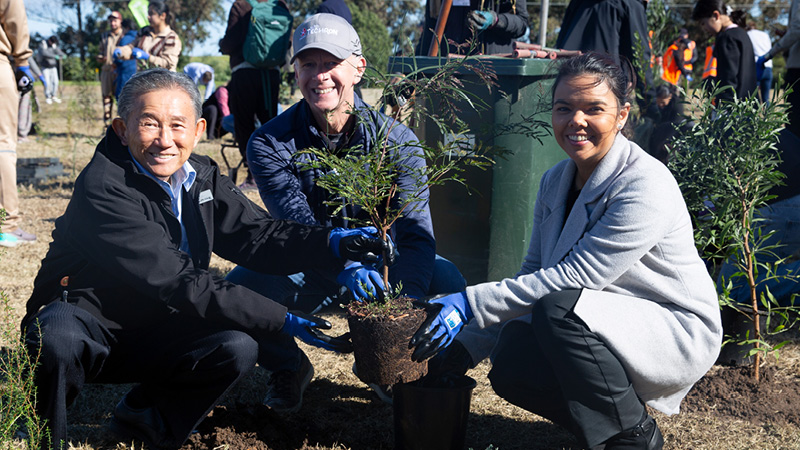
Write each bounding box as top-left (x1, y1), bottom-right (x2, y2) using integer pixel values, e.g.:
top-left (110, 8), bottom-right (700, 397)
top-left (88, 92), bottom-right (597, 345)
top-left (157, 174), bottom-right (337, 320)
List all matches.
top-left (410, 52), bottom-right (722, 450)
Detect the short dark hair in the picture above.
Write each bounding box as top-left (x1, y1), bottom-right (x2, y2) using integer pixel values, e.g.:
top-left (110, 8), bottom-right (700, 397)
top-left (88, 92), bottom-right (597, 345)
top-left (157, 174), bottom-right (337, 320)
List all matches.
top-left (118, 68), bottom-right (202, 122)
top-left (121, 19), bottom-right (135, 30)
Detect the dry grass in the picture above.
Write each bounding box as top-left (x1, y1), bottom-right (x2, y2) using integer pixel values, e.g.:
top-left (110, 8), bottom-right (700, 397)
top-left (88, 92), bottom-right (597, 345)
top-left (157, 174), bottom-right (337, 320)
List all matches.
top-left (2, 84), bottom-right (800, 449)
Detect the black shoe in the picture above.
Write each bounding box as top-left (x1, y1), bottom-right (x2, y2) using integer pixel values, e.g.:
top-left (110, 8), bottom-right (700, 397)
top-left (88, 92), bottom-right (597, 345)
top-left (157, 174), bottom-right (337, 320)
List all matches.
top-left (108, 396), bottom-right (175, 450)
top-left (263, 351), bottom-right (314, 414)
top-left (603, 415), bottom-right (664, 450)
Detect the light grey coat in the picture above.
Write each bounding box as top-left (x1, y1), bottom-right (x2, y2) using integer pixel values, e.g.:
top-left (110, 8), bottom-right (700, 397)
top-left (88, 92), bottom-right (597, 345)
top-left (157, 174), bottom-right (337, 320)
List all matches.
top-left (466, 133), bottom-right (722, 414)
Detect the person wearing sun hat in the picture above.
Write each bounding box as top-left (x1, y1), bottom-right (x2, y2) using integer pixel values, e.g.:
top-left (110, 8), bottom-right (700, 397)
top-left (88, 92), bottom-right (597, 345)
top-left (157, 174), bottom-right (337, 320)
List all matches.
top-left (227, 12), bottom-right (475, 411)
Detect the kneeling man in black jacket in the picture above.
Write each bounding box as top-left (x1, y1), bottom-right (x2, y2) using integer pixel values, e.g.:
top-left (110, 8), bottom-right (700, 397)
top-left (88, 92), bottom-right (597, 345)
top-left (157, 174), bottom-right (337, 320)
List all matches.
top-left (21, 68), bottom-right (389, 450)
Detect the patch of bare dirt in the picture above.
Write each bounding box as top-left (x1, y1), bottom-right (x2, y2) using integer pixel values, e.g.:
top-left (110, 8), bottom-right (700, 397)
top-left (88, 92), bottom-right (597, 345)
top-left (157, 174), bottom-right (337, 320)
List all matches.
top-left (682, 364), bottom-right (800, 426)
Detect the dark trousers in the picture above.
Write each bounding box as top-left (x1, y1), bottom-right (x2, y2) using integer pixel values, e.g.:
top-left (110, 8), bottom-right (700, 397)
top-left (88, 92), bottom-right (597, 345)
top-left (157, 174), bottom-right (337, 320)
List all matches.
top-left (786, 68), bottom-right (800, 137)
top-left (227, 67), bottom-right (280, 180)
top-left (23, 301), bottom-right (259, 450)
top-left (488, 290), bottom-right (646, 448)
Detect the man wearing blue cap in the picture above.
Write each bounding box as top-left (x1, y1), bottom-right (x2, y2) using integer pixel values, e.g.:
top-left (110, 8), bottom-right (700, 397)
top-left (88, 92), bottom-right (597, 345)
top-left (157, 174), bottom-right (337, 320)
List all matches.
top-left (227, 13), bottom-right (472, 412)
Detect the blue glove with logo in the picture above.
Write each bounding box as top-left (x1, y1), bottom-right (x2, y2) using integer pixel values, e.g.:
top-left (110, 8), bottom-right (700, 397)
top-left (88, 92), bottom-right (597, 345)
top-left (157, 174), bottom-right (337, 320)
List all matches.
top-left (468, 10), bottom-right (498, 31)
top-left (282, 311), bottom-right (353, 353)
top-left (17, 65), bottom-right (34, 82)
top-left (409, 292), bottom-right (474, 362)
top-left (132, 48), bottom-right (150, 60)
top-left (329, 226), bottom-right (397, 267)
top-left (337, 262), bottom-right (385, 302)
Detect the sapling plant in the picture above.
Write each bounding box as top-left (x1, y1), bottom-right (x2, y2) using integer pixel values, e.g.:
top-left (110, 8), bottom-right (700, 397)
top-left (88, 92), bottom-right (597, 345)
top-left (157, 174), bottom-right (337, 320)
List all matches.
top-left (669, 82), bottom-right (800, 381)
top-left (302, 53), bottom-right (546, 296)
top-left (0, 210), bottom-right (50, 450)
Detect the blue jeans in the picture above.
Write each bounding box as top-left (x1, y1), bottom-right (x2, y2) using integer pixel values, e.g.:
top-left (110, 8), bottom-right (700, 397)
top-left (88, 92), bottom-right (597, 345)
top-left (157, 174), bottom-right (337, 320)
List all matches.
top-left (718, 193), bottom-right (800, 306)
top-left (759, 66), bottom-right (773, 105)
top-left (227, 255), bottom-right (467, 371)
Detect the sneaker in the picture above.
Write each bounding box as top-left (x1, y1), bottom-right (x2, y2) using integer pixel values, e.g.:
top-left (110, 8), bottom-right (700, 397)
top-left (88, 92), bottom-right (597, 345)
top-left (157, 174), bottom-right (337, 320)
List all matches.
top-left (108, 396), bottom-right (176, 450)
top-left (0, 233), bottom-right (19, 248)
top-left (8, 228), bottom-right (36, 242)
top-left (263, 352), bottom-right (314, 414)
top-left (45, 98), bottom-right (52, 105)
top-left (352, 362), bottom-right (393, 405)
top-left (53, 98), bottom-right (62, 104)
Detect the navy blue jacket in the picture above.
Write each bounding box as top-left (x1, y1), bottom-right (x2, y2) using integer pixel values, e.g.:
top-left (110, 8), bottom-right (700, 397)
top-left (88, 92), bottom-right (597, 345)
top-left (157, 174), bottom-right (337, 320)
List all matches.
top-left (247, 95), bottom-right (436, 297)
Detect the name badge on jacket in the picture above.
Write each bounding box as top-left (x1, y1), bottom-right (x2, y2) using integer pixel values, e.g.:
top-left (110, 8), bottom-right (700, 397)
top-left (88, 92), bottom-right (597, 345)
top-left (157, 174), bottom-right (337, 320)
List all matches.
top-left (199, 190), bottom-right (214, 204)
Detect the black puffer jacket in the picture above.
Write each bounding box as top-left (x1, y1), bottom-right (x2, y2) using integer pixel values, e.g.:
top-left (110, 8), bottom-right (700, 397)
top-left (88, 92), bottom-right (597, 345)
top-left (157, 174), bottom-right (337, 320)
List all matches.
top-left (23, 127), bottom-right (342, 335)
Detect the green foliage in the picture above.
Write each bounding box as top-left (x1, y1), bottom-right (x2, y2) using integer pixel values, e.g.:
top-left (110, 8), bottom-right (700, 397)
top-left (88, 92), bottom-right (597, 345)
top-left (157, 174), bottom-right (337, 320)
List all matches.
top-left (668, 82), bottom-right (798, 377)
top-left (647, 0), bottom-right (677, 59)
top-left (351, 6), bottom-right (393, 79)
top-left (0, 211), bottom-right (50, 450)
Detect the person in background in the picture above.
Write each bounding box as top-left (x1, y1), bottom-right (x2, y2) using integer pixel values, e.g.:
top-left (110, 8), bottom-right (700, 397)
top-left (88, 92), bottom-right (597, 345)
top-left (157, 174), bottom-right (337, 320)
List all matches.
top-left (661, 37), bottom-right (693, 85)
top-left (219, 0), bottom-right (287, 189)
top-left (230, 13), bottom-right (469, 412)
top-left (18, 56), bottom-right (46, 142)
top-left (202, 84), bottom-right (231, 139)
top-left (410, 52), bottom-right (721, 450)
top-left (1, 0), bottom-right (38, 247)
top-left (38, 35), bottom-right (65, 104)
top-left (757, 0), bottom-right (799, 132)
top-left (747, 23), bottom-right (774, 104)
top-left (556, 0), bottom-right (656, 111)
top-left (679, 28), bottom-right (698, 77)
top-left (317, 0), bottom-right (352, 23)
top-left (693, 0), bottom-right (756, 103)
top-left (115, 0), bottom-right (182, 71)
top-left (98, 11), bottom-right (123, 125)
top-left (113, 19), bottom-right (138, 100)
top-left (417, 0), bottom-right (529, 56)
top-left (21, 68), bottom-right (387, 450)
top-left (183, 62), bottom-right (215, 101)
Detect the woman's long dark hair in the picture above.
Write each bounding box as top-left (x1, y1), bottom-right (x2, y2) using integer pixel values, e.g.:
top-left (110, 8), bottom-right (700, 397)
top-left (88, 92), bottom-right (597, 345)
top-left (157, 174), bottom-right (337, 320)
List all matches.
top-left (148, 0), bottom-right (173, 27)
top-left (551, 52), bottom-right (635, 110)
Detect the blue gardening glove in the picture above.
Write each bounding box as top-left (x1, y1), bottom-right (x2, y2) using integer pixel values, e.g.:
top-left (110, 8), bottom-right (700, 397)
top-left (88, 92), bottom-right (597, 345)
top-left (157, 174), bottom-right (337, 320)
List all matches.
top-left (409, 292), bottom-right (474, 362)
top-left (685, 74), bottom-right (694, 82)
top-left (132, 47), bottom-right (150, 60)
top-left (337, 262), bottom-right (386, 302)
top-left (17, 65), bottom-right (34, 82)
top-left (113, 48), bottom-right (123, 59)
top-left (282, 311), bottom-right (353, 353)
top-left (468, 10), bottom-right (498, 31)
top-left (38, 75), bottom-right (48, 89)
top-left (329, 227), bottom-right (397, 267)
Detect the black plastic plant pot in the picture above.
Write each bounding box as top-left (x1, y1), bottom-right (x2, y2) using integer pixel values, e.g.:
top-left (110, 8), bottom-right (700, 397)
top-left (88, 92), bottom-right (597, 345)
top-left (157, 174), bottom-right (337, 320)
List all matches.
top-left (393, 375), bottom-right (477, 450)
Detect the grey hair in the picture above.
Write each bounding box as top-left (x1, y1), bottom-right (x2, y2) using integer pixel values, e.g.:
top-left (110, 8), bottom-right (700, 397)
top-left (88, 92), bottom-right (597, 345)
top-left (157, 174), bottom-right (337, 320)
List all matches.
top-left (117, 68), bottom-right (202, 122)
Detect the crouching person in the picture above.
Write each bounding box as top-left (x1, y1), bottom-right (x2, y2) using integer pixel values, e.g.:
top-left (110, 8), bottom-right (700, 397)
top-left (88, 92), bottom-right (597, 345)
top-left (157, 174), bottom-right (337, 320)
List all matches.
top-left (21, 68), bottom-right (390, 450)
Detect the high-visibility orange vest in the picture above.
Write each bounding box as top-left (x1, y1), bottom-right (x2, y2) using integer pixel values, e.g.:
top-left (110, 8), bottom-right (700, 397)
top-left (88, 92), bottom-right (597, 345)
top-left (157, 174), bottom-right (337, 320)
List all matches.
top-left (683, 40), bottom-right (696, 72)
top-left (702, 45), bottom-right (717, 79)
top-left (661, 44), bottom-right (681, 85)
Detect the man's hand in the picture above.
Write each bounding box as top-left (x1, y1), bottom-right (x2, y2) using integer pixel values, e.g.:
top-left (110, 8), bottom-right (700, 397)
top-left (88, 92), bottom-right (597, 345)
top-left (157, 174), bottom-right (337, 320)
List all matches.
top-left (409, 292), bottom-right (473, 362)
top-left (337, 262), bottom-right (386, 302)
top-left (132, 48), bottom-right (150, 60)
top-left (281, 311), bottom-right (353, 353)
top-left (329, 227), bottom-right (397, 266)
top-left (468, 10), bottom-right (498, 31)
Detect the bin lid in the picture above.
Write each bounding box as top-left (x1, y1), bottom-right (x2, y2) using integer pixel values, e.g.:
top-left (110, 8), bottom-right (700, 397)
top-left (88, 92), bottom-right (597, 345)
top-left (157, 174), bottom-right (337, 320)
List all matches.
top-left (387, 56), bottom-right (556, 77)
